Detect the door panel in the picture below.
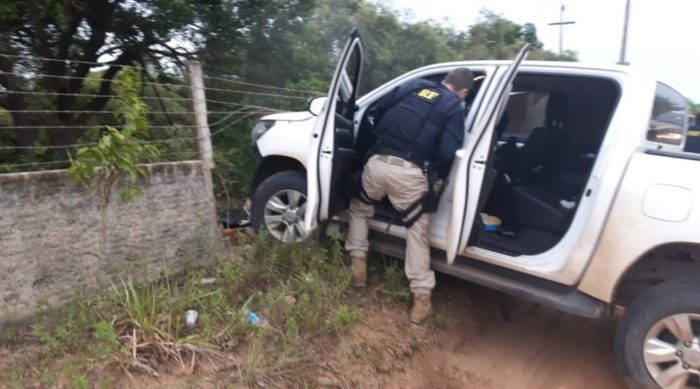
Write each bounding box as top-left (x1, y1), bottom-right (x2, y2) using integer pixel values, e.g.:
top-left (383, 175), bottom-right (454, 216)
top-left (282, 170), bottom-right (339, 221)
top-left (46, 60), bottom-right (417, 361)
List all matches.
top-left (304, 30), bottom-right (363, 232)
top-left (445, 44), bottom-right (531, 265)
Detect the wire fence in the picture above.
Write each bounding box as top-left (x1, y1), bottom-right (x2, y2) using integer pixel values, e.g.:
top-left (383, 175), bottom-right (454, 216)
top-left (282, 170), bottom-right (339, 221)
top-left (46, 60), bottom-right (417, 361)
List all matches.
top-left (0, 54), bottom-right (320, 174)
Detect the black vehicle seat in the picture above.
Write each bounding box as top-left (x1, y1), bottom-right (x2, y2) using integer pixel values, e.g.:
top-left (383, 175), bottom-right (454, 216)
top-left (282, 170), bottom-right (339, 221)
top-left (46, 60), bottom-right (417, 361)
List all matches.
top-left (499, 93), bottom-right (575, 232)
top-left (513, 92), bottom-right (569, 185)
top-left (510, 185), bottom-right (574, 233)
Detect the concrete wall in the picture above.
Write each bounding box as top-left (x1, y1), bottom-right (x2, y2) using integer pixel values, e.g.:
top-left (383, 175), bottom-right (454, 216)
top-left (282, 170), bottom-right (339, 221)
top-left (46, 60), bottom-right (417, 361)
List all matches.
top-left (0, 161), bottom-right (217, 321)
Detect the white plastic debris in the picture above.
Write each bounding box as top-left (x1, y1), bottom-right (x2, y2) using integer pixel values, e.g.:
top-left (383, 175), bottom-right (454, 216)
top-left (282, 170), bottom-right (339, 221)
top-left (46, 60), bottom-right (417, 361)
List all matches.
top-left (185, 309), bottom-right (199, 327)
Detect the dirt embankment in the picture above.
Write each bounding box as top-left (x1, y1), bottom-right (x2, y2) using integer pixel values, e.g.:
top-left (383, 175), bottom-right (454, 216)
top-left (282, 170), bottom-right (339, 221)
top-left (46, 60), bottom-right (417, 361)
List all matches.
top-left (0, 275), bottom-right (627, 388)
top-left (334, 276), bottom-right (626, 389)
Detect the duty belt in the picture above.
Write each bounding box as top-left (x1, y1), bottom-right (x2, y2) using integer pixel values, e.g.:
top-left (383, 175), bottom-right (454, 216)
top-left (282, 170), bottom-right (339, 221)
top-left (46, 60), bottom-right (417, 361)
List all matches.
top-left (376, 154), bottom-right (419, 169)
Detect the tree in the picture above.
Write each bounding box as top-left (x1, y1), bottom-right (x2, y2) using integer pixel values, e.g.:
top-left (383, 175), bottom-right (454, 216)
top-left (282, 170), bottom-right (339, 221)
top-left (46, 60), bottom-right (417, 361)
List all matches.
top-left (461, 10), bottom-right (577, 61)
top-left (68, 67), bottom-right (159, 258)
top-left (0, 1), bottom-right (197, 153)
top-left (68, 68), bottom-right (159, 206)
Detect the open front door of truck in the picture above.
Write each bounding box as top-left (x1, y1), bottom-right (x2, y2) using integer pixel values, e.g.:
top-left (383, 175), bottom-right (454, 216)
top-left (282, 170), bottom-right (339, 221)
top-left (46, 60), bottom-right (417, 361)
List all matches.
top-left (445, 44), bottom-right (530, 265)
top-left (304, 30), bottom-right (363, 233)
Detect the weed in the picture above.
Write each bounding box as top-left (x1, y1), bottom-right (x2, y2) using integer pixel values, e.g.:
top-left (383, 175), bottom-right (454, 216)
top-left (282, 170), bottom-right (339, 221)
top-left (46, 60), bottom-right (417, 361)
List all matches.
top-left (380, 260), bottom-right (411, 302)
top-left (30, 299), bottom-right (96, 354)
top-left (329, 304), bottom-right (358, 332)
top-left (40, 370), bottom-right (56, 386)
top-left (0, 316), bottom-right (22, 344)
top-left (6, 369), bottom-right (22, 389)
top-left (3, 234), bottom-right (358, 387)
top-left (423, 314), bottom-right (446, 330)
top-left (73, 373), bottom-right (88, 389)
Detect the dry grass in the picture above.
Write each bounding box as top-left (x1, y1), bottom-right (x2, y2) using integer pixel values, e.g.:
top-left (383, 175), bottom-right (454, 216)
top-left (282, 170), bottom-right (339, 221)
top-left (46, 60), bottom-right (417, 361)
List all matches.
top-left (0, 234), bottom-right (359, 387)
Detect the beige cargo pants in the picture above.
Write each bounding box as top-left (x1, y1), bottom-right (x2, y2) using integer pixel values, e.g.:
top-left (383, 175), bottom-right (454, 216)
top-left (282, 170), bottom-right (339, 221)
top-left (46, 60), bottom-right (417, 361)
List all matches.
top-left (345, 154), bottom-right (435, 294)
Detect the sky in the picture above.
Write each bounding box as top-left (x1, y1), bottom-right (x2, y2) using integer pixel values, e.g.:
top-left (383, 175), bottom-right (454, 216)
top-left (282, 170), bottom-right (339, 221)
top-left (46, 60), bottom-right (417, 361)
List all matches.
top-left (383, 0), bottom-right (700, 102)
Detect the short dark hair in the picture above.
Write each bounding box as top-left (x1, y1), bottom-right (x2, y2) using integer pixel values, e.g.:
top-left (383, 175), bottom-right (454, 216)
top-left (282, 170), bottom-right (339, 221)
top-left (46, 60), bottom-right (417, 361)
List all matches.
top-left (443, 68), bottom-right (474, 91)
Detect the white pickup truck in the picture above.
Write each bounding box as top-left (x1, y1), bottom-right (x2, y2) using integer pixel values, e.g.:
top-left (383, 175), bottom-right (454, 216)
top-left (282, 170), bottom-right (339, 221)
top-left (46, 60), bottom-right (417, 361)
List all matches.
top-left (247, 31), bottom-right (700, 388)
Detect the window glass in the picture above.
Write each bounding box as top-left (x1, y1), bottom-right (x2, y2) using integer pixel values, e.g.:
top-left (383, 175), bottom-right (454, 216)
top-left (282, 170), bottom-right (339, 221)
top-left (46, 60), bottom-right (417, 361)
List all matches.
top-left (648, 83), bottom-right (687, 146)
top-left (336, 43), bottom-right (362, 119)
top-left (500, 92), bottom-right (549, 141)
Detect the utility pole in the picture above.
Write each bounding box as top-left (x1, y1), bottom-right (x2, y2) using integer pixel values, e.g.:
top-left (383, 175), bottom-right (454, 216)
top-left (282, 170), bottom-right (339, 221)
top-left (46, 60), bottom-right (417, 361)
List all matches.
top-left (618, 0), bottom-right (631, 65)
top-left (548, 4), bottom-right (576, 57)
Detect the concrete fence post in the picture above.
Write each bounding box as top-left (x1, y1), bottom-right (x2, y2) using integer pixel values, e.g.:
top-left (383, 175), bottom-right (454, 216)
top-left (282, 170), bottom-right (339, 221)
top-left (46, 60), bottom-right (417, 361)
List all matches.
top-left (187, 61), bottom-right (217, 221)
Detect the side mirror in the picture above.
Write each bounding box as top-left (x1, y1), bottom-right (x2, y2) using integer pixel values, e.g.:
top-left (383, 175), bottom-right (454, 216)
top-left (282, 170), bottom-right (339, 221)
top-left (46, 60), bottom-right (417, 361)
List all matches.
top-left (307, 96), bottom-right (327, 116)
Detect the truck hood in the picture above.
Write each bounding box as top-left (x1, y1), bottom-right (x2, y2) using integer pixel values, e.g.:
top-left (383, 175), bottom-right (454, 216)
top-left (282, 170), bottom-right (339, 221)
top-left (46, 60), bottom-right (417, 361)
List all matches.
top-left (261, 111), bottom-right (314, 122)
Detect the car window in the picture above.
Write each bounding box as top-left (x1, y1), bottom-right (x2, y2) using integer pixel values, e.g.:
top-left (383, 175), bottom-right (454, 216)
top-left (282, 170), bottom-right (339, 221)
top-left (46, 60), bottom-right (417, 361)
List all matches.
top-left (336, 41), bottom-right (362, 120)
top-left (499, 92), bottom-right (548, 142)
top-left (647, 82), bottom-right (688, 146)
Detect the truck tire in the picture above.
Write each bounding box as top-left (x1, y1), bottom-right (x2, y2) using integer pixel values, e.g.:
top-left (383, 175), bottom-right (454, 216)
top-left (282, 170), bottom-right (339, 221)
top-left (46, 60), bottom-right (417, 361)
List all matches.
top-left (615, 279), bottom-right (700, 389)
top-left (250, 171), bottom-right (309, 243)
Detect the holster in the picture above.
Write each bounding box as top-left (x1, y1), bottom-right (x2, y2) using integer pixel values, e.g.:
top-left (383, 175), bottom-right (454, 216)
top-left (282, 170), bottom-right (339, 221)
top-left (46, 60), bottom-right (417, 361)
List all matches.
top-left (421, 166), bottom-right (443, 213)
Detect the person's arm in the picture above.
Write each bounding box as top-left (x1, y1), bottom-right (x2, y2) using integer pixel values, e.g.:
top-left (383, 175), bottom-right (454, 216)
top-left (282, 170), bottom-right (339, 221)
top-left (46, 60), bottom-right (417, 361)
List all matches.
top-left (434, 108), bottom-right (465, 179)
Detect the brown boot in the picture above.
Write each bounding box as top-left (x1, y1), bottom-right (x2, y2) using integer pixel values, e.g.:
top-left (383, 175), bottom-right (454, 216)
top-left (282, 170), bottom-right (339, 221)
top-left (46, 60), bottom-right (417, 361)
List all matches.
top-left (410, 293), bottom-right (433, 324)
top-left (350, 254), bottom-right (367, 287)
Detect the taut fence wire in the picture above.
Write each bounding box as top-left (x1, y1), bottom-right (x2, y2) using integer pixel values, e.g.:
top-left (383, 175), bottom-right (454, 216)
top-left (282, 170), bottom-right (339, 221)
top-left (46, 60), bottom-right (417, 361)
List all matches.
top-left (0, 55), bottom-right (309, 173)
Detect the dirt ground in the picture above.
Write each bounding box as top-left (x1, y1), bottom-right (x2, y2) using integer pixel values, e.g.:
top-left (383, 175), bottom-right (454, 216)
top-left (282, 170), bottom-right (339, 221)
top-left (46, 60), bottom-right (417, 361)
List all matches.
top-left (348, 277), bottom-right (624, 389)
top-left (1, 274), bottom-right (628, 388)
top-left (331, 274), bottom-right (627, 389)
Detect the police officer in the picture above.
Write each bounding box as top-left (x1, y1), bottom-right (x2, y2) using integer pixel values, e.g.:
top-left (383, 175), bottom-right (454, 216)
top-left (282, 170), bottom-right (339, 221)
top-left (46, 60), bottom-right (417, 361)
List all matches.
top-left (345, 68), bottom-right (473, 323)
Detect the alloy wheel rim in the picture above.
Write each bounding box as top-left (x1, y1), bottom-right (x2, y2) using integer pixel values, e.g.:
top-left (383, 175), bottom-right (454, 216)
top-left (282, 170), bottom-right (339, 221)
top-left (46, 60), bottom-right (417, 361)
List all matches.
top-left (263, 189), bottom-right (308, 242)
top-left (644, 313), bottom-right (700, 389)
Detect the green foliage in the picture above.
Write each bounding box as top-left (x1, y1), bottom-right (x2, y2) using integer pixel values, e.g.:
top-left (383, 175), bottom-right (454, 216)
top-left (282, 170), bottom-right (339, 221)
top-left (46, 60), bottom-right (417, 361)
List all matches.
top-left (73, 373), bottom-right (88, 389)
top-left (5, 369), bottom-right (23, 389)
top-left (380, 260), bottom-right (411, 302)
top-left (11, 236), bottom-right (354, 386)
top-left (91, 321), bottom-right (120, 351)
top-left (31, 299), bottom-right (96, 355)
top-left (0, 315), bottom-right (21, 344)
top-left (211, 116), bottom-right (259, 200)
top-left (462, 10), bottom-right (577, 61)
top-left (68, 68), bottom-right (160, 204)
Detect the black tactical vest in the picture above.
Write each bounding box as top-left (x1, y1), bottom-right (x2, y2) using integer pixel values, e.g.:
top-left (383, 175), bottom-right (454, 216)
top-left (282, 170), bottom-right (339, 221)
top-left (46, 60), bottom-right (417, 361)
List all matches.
top-left (373, 80), bottom-right (461, 167)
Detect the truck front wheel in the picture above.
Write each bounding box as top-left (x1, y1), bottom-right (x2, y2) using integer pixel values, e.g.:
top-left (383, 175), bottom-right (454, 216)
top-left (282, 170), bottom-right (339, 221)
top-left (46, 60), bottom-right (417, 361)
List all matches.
top-left (250, 171), bottom-right (309, 243)
top-left (615, 280), bottom-right (700, 388)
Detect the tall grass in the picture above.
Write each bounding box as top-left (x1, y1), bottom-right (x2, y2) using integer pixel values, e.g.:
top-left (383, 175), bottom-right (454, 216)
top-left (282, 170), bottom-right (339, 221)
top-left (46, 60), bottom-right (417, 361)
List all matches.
top-left (8, 234), bottom-right (355, 386)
